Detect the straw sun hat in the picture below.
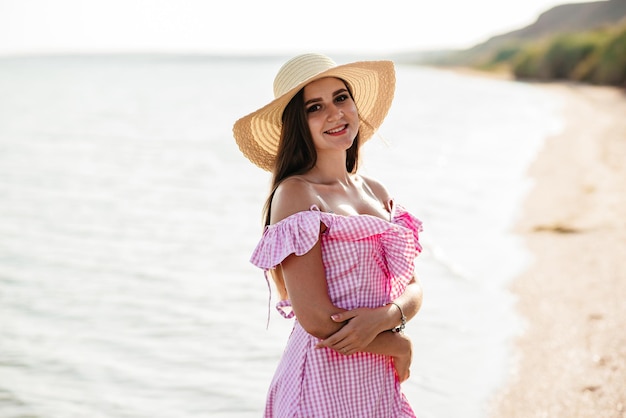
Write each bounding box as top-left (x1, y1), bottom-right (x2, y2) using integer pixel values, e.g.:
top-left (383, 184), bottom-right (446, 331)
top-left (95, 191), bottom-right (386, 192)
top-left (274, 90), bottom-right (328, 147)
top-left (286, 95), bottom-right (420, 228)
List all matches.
top-left (232, 53), bottom-right (396, 171)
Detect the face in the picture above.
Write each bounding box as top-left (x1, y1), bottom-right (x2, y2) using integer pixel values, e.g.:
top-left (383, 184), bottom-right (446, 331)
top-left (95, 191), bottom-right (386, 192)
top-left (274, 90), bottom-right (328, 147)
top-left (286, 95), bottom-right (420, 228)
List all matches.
top-left (302, 77), bottom-right (360, 154)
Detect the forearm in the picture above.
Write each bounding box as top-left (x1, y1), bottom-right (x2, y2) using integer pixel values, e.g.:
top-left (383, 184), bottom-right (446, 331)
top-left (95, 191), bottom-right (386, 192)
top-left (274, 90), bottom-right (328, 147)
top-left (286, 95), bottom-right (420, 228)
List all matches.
top-left (390, 274), bottom-right (423, 324)
top-left (316, 274), bottom-right (423, 353)
top-left (361, 329), bottom-right (411, 358)
top-left (305, 275), bottom-right (421, 339)
top-left (364, 330), bottom-right (413, 383)
top-left (305, 306), bottom-right (348, 339)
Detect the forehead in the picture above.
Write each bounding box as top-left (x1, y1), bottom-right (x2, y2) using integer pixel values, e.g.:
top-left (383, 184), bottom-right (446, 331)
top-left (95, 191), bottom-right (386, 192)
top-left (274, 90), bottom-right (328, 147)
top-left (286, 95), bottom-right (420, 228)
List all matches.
top-left (303, 77), bottom-right (347, 99)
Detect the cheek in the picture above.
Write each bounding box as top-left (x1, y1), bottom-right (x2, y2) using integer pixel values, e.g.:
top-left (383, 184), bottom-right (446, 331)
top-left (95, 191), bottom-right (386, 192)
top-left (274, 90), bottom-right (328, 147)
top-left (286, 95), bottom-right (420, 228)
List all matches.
top-left (306, 113), bottom-right (324, 131)
top-left (348, 106), bottom-right (360, 128)
top-left (346, 103), bottom-right (359, 119)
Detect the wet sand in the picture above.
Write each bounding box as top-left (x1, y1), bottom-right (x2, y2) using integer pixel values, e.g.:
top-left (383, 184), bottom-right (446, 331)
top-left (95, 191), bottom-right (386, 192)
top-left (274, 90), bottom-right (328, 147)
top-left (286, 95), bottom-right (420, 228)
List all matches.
top-left (489, 83), bottom-right (626, 417)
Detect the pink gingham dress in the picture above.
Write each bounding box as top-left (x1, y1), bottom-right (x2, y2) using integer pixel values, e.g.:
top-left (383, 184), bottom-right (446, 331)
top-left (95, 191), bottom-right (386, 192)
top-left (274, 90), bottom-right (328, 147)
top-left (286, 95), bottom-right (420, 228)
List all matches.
top-left (250, 201), bottom-right (422, 418)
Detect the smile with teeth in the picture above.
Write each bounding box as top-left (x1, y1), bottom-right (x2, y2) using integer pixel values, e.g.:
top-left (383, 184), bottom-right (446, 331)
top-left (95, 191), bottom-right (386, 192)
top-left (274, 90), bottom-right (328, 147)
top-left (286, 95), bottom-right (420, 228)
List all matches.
top-left (325, 125), bottom-right (347, 134)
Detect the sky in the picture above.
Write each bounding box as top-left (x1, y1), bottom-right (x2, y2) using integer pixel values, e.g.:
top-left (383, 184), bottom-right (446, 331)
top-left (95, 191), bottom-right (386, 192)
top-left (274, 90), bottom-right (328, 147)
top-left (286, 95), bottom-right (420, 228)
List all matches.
top-left (0, 0), bottom-right (599, 56)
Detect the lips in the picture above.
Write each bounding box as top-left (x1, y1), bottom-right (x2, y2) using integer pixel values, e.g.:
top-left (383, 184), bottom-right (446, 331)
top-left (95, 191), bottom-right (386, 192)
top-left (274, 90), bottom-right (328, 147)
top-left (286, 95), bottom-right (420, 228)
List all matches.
top-left (325, 124), bottom-right (347, 135)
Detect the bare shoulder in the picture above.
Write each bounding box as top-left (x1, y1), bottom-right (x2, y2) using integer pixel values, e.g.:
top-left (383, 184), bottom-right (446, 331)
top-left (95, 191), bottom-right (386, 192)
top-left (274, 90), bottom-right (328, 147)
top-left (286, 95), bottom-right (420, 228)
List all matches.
top-left (358, 173), bottom-right (392, 203)
top-left (270, 176), bottom-right (319, 224)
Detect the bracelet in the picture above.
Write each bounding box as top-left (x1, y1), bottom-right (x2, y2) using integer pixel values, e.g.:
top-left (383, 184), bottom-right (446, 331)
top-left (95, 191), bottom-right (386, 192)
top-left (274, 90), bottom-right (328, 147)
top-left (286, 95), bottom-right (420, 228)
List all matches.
top-left (384, 302), bottom-right (406, 333)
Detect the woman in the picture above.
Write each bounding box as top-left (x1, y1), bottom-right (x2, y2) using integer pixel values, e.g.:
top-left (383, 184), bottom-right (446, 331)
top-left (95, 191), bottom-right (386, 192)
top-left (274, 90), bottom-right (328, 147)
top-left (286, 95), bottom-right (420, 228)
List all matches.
top-left (233, 53), bottom-right (424, 417)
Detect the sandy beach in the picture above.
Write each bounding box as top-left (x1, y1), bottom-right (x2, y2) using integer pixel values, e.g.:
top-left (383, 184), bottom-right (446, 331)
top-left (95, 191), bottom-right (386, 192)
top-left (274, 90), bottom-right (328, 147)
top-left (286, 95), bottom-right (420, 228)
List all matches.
top-left (489, 82), bottom-right (626, 417)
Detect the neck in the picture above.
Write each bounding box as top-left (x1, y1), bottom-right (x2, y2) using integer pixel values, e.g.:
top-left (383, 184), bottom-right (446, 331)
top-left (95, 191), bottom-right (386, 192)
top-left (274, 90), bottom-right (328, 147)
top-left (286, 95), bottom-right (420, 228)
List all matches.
top-left (308, 151), bottom-right (352, 184)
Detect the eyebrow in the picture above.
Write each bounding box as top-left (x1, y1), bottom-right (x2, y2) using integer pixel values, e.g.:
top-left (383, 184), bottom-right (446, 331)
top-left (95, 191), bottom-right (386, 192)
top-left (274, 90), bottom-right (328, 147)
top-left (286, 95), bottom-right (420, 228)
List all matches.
top-left (304, 88), bottom-right (349, 107)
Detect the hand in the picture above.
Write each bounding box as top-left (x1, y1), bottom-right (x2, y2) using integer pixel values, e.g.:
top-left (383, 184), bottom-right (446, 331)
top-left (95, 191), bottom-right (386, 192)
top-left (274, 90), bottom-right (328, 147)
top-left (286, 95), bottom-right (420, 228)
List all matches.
top-left (315, 307), bottom-right (386, 355)
top-left (392, 333), bottom-right (413, 383)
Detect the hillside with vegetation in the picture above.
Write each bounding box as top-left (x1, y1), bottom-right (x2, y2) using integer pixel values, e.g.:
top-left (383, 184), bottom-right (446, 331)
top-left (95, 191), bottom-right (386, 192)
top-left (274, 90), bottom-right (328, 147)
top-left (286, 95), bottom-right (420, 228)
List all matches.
top-left (410, 0), bottom-right (626, 87)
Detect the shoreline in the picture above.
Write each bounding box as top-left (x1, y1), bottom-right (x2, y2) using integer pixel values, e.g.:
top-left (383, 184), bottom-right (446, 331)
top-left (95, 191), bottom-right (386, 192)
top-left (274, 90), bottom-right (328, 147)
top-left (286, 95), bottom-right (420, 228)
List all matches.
top-left (489, 81), bottom-right (626, 417)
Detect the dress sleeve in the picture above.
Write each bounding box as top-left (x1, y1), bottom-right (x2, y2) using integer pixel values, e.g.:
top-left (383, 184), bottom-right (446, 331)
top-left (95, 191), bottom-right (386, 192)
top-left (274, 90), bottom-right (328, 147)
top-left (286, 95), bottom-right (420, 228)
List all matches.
top-left (384, 203), bottom-right (424, 300)
top-left (250, 210), bottom-right (323, 270)
top-left (392, 204), bottom-right (423, 254)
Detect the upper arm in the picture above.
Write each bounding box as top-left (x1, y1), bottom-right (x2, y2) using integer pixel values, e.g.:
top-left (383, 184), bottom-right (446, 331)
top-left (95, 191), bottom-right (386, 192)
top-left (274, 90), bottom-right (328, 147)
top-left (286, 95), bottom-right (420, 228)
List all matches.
top-left (270, 177), bottom-right (341, 338)
top-left (281, 238), bottom-right (341, 338)
top-left (270, 177), bottom-right (317, 224)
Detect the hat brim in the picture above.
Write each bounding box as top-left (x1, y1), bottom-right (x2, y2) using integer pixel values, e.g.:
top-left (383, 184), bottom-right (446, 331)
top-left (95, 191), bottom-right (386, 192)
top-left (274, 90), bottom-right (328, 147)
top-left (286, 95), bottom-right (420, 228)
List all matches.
top-left (233, 60), bottom-right (395, 171)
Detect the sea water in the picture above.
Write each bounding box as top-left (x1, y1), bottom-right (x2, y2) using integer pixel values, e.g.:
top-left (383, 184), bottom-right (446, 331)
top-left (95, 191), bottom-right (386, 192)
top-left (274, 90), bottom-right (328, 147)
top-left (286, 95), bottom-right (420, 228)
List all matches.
top-left (0, 55), bottom-right (562, 418)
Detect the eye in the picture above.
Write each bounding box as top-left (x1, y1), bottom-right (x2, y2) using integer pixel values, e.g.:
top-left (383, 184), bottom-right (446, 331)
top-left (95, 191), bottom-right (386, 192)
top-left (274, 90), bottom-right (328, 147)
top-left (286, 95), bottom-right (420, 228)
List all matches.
top-left (306, 104), bottom-right (321, 113)
top-left (335, 94), bottom-right (350, 103)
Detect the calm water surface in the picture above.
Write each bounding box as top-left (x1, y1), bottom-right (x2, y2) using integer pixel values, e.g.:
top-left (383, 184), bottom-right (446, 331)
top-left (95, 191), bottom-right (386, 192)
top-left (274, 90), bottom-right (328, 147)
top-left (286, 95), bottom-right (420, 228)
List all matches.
top-left (0, 55), bottom-right (562, 418)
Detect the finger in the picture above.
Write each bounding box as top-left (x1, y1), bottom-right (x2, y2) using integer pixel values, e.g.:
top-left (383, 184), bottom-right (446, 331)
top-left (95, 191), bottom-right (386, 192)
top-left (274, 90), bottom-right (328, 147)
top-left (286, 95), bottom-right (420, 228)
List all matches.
top-left (320, 328), bottom-right (352, 347)
top-left (330, 310), bottom-right (358, 322)
top-left (316, 333), bottom-right (345, 349)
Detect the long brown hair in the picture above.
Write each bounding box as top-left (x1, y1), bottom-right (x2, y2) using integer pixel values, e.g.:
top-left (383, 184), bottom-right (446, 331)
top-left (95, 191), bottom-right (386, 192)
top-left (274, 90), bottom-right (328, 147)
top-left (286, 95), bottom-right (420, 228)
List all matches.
top-left (262, 79), bottom-right (361, 226)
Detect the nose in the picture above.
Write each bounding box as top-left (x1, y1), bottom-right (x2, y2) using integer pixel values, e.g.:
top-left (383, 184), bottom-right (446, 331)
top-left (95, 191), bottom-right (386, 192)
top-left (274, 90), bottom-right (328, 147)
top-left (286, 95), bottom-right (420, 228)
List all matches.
top-left (327, 104), bottom-right (344, 121)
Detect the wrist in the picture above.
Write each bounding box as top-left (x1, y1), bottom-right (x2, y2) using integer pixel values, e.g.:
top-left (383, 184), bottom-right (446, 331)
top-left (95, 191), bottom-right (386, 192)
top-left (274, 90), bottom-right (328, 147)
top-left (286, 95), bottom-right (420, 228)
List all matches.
top-left (384, 301), bottom-right (406, 333)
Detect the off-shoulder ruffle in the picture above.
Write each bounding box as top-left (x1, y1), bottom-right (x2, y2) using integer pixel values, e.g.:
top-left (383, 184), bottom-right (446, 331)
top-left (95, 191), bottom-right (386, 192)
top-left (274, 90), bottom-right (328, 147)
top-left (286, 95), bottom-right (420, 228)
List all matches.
top-left (250, 209), bottom-right (327, 270)
top-left (392, 204), bottom-right (423, 254)
top-left (250, 203), bottom-right (423, 317)
top-left (250, 205), bottom-right (422, 271)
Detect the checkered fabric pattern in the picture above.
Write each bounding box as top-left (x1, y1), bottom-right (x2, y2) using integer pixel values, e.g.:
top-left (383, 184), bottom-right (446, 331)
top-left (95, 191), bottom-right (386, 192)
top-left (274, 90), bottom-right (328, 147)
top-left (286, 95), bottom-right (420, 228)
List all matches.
top-left (250, 202), bottom-right (422, 417)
